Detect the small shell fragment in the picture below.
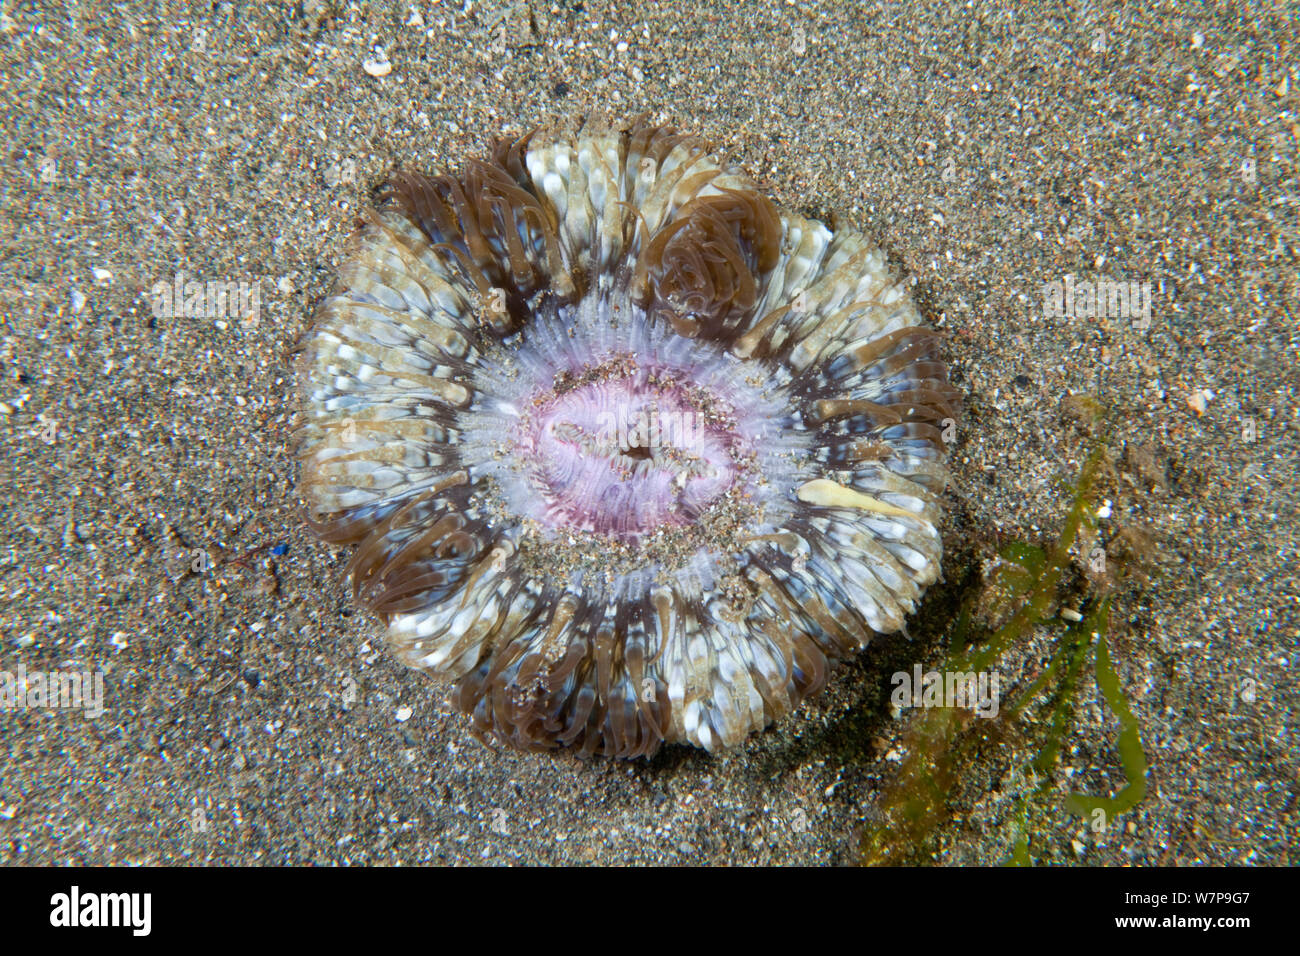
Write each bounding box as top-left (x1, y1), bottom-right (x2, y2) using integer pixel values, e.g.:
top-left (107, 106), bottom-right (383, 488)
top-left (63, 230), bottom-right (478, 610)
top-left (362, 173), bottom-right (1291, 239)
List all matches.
top-left (362, 53), bottom-right (392, 77)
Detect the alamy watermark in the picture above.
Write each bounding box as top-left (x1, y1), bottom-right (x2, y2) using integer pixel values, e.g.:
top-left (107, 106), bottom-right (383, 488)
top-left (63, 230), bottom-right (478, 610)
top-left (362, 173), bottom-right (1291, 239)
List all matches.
top-left (1041, 275), bottom-right (1153, 329)
top-left (594, 406), bottom-right (704, 453)
top-left (548, 405), bottom-right (708, 468)
top-left (149, 271), bottom-right (261, 324)
top-left (50, 886), bottom-right (150, 936)
top-left (891, 664), bottom-right (1000, 718)
top-left (0, 663), bottom-right (105, 718)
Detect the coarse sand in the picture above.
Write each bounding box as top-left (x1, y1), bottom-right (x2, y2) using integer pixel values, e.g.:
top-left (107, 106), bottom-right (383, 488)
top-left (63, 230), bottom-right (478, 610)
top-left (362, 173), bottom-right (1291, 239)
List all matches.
top-left (0, 0), bottom-right (1296, 864)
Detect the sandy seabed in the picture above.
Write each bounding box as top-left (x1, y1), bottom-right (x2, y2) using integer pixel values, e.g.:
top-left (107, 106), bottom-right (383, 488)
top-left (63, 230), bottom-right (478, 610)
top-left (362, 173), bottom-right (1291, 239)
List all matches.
top-left (0, 0), bottom-right (1296, 865)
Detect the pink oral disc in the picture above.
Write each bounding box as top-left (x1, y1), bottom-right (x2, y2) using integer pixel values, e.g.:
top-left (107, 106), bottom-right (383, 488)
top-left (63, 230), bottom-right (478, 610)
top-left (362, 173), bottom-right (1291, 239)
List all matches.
top-left (521, 372), bottom-right (741, 537)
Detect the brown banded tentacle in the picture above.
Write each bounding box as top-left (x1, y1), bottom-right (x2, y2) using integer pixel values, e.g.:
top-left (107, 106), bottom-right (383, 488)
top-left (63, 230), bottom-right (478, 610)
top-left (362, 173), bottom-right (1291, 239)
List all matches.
top-left (635, 187), bottom-right (783, 342)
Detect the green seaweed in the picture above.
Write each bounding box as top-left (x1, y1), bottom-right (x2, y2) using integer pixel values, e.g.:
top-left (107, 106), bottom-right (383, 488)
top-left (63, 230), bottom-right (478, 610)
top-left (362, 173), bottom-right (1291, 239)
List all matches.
top-left (857, 440), bottom-right (1150, 865)
top-left (1065, 631), bottom-right (1148, 817)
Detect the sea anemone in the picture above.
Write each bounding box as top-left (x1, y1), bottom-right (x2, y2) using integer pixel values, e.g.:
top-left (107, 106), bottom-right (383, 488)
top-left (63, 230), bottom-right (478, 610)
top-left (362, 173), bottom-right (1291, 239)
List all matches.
top-left (297, 116), bottom-right (959, 758)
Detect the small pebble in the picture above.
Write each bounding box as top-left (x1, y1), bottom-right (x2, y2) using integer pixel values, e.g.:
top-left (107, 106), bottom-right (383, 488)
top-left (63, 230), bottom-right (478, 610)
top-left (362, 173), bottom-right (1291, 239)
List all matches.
top-left (363, 52), bottom-right (392, 77)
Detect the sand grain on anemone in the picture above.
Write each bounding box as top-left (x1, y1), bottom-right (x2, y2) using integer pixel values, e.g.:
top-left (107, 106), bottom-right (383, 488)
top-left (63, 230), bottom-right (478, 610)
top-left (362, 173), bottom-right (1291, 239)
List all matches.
top-left (297, 116), bottom-right (959, 758)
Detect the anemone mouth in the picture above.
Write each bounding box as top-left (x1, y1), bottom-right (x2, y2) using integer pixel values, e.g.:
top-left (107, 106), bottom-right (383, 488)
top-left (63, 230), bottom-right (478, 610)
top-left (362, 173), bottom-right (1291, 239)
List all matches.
top-left (457, 296), bottom-right (812, 608)
top-left (517, 355), bottom-right (743, 537)
top-left (297, 116), bottom-right (960, 758)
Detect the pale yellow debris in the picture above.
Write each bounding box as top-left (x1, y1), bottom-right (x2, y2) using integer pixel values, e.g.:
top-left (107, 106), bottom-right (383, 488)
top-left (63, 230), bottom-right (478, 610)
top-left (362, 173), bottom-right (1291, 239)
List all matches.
top-left (796, 478), bottom-right (915, 518)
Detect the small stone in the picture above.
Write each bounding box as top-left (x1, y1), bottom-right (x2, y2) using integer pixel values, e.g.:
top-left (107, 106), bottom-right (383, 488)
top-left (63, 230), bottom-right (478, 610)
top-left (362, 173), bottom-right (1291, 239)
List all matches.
top-left (395, 705), bottom-right (413, 722)
top-left (363, 52), bottom-right (392, 77)
top-left (1187, 389), bottom-right (1212, 415)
